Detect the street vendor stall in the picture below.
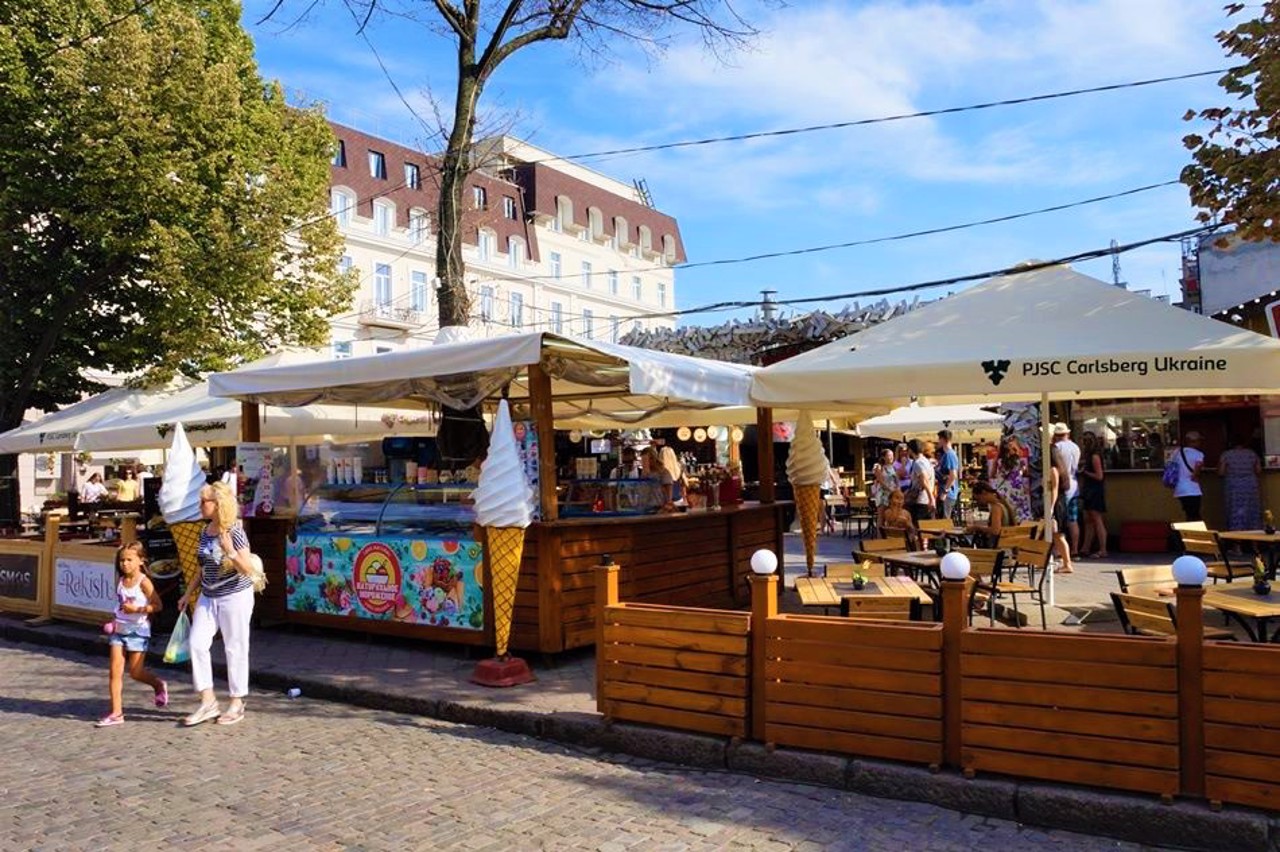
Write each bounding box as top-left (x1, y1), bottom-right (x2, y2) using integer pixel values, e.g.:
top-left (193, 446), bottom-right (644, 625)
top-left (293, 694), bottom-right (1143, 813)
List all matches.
top-left (208, 330), bottom-right (787, 654)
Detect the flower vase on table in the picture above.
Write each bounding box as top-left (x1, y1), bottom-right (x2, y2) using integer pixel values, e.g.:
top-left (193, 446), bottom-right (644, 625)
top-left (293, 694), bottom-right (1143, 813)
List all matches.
top-left (1254, 557), bottom-right (1272, 595)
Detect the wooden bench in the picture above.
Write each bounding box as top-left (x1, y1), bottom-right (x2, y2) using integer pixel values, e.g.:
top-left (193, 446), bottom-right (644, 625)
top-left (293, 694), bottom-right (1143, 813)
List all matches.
top-left (1110, 592), bottom-right (1235, 640)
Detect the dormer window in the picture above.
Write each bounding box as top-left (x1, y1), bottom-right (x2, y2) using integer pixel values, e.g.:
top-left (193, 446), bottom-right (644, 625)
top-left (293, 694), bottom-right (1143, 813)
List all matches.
top-left (373, 201), bottom-right (394, 236)
top-left (331, 140), bottom-right (346, 168)
top-left (368, 150), bottom-right (386, 179)
top-left (404, 162), bottom-right (420, 189)
top-left (503, 196), bottom-right (517, 220)
top-left (473, 186), bottom-right (487, 209)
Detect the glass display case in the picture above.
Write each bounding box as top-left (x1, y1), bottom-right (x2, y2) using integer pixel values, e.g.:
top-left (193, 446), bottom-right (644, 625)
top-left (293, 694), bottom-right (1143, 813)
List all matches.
top-left (299, 482), bottom-right (476, 536)
top-left (560, 478), bottom-right (667, 517)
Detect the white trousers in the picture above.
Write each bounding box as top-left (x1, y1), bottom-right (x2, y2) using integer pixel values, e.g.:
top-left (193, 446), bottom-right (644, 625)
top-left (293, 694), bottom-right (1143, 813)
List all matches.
top-left (190, 587), bottom-right (255, 698)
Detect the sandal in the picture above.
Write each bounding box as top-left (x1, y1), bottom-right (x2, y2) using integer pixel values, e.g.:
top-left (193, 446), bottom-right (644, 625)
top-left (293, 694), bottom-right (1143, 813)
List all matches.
top-left (182, 701), bottom-right (221, 727)
top-left (94, 712), bottom-right (125, 727)
top-left (154, 680), bottom-right (169, 709)
top-left (216, 705), bottom-right (245, 726)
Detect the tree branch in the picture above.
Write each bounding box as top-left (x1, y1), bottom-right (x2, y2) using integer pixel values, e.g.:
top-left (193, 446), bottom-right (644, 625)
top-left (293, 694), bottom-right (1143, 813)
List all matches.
top-left (432, 0), bottom-right (468, 37)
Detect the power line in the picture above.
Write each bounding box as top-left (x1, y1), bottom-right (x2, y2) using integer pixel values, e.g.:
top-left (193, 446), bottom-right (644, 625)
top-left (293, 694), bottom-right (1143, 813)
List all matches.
top-left (545, 69), bottom-right (1232, 166)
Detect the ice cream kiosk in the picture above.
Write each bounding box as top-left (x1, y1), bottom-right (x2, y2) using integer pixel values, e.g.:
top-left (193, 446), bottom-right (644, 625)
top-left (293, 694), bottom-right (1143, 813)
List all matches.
top-left (206, 331), bottom-right (790, 659)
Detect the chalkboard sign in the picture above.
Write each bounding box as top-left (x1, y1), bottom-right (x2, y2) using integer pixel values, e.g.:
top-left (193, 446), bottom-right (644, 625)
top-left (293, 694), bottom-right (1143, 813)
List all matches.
top-left (0, 552), bottom-right (38, 600)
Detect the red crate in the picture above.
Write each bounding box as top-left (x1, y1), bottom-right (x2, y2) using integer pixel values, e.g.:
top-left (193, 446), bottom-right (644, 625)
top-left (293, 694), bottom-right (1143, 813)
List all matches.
top-left (1120, 521), bottom-right (1171, 553)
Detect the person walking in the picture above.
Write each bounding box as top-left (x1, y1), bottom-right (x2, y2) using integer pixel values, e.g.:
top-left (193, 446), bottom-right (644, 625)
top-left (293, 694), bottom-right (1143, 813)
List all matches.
top-left (1078, 432), bottom-right (1109, 558)
top-left (906, 439), bottom-right (936, 524)
top-left (1047, 445), bottom-right (1075, 574)
top-left (115, 469), bottom-right (140, 502)
top-left (1173, 432), bottom-right (1206, 522)
top-left (178, 481), bottom-right (256, 727)
top-left (1218, 434), bottom-right (1262, 530)
top-left (1051, 423), bottom-right (1081, 556)
top-left (94, 542), bottom-right (168, 726)
top-left (990, 437), bottom-right (1033, 522)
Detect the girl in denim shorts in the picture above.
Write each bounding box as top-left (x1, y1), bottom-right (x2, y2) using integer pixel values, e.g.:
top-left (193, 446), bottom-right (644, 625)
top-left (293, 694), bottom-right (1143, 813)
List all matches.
top-left (95, 542), bottom-right (168, 727)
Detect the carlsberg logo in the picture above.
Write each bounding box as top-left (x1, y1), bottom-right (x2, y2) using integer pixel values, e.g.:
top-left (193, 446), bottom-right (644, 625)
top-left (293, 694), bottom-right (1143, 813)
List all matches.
top-left (1019, 357), bottom-right (1227, 379)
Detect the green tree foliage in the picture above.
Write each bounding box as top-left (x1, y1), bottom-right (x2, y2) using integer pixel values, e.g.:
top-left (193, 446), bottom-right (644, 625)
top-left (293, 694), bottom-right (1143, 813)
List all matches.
top-left (0, 0), bottom-right (353, 432)
top-left (1183, 2), bottom-right (1280, 242)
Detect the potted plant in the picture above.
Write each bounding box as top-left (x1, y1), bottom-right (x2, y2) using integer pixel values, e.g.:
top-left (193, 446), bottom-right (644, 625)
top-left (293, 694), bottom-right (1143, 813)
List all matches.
top-left (1265, 509), bottom-right (1275, 536)
top-left (1253, 556), bottom-right (1272, 596)
top-left (852, 571), bottom-right (867, 591)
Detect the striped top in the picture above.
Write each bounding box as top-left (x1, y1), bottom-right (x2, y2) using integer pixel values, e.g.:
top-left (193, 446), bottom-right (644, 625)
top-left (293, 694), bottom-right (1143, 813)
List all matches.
top-left (197, 524), bottom-right (253, 597)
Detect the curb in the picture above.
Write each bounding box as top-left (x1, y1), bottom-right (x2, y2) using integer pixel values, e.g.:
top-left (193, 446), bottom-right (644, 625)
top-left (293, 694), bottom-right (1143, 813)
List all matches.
top-left (3, 618), bottom-right (1275, 851)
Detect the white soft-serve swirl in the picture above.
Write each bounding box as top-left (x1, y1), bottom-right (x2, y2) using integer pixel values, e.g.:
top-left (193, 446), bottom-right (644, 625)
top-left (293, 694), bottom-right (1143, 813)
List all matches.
top-left (786, 410), bottom-right (828, 487)
top-left (472, 400), bottom-right (535, 529)
top-left (158, 422), bottom-right (207, 523)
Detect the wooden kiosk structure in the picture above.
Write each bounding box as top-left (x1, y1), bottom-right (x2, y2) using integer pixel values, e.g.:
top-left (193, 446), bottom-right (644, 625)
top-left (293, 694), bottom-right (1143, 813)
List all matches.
top-left (210, 332), bottom-right (790, 655)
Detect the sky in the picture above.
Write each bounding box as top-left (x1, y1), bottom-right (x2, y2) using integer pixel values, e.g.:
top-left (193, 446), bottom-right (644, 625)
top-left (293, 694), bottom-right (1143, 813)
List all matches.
top-left (240, 0), bottom-right (1238, 324)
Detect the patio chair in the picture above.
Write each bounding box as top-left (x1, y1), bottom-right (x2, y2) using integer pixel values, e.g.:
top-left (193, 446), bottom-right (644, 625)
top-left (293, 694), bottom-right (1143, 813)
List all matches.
top-left (840, 594), bottom-right (920, 621)
top-left (823, 560), bottom-right (884, 581)
top-left (952, 547), bottom-right (1005, 625)
top-left (1110, 592), bottom-right (1235, 640)
top-left (1171, 520), bottom-right (1208, 533)
top-left (930, 575), bottom-right (984, 625)
top-left (844, 493), bottom-right (876, 539)
top-left (1114, 565), bottom-right (1176, 597)
top-left (1179, 529), bottom-right (1251, 584)
top-left (989, 538), bottom-right (1052, 629)
top-left (858, 534), bottom-right (908, 560)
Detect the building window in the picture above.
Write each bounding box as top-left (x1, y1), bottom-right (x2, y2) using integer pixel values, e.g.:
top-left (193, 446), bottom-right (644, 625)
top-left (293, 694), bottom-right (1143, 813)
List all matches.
top-left (404, 162), bottom-right (420, 189)
top-left (607, 270), bottom-right (618, 296)
top-left (332, 340), bottom-right (353, 360)
top-left (658, 281), bottom-right (667, 308)
top-left (368, 150), bottom-right (386, 179)
top-left (581, 260), bottom-right (592, 289)
top-left (411, 271), bottom-right (428, 312)
top-left (509, 292), bottom-right (524, 329)
top-left (409, 209), bottom-right (429, 244)
top-left (582, 309), bottom-right (594, 339)
top-left (473, 186), bottom-right (487, 209)
top-left (503, 196), bottom-right (517, 220)
top-left (330, 190), bottom-right (352, 227)
top-left (549, 252), bottom-right (561, 279)
top-left (339, 255), bottom-right (353, 275)
top-left (373, 201), bottom-right (393, 236)
top-left (331, 140), bottom-right (346, 168)
top-left (508, 237), bottom-right (524, 270)
top-left (578, 226), bottom-right (590, 242)
top-left (477, 229), bottom-right (495, 261)
top-left (548, 215), bottom-right (562, 234)
top-left (555, 196), bottom-right (573, 232)
top-left (374, 263), bottom-right (392, 307)
top-left (551, 302), bottom-right (564, 334)
top-left (480, 285), bottom-right (494, 322)
top-left (631, 275), bottom-right (642, 300)
top-left (610, 316), bottom-right (619, 343)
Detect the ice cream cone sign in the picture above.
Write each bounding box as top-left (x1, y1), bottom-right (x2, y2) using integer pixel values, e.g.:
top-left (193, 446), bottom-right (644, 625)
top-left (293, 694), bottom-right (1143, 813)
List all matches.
top-left (158, 423), bottom-right (209, 609)
top-left (470, 400), bottom-right (537, 687)
top-left (787, 410), bottom-right (828, 577)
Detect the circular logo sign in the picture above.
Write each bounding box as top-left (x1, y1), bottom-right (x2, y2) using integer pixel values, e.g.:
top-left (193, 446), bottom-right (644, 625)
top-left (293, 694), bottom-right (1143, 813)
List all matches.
top-left (353, 542), bottom-right (401, 614)
top-left (676, 426), bottom-right (692, 441)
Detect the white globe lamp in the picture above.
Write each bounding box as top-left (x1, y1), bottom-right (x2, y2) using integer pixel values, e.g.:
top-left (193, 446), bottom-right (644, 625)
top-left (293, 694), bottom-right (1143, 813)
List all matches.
top-left (1171, 555), bottom-right (1207, 587)
top-left (750, 549), bottom-right (778, 576)
top-left (940, 551), bottom-right (971, 581)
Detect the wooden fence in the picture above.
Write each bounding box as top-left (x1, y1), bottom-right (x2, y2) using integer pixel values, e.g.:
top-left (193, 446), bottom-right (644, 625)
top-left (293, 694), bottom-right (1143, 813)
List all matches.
top-left (595, 562), bottom-right (1280, 811)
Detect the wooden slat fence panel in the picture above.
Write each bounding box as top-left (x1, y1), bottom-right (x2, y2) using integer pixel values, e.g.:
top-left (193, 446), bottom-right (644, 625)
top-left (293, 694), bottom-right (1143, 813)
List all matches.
top-left (598, 603), bottom-right (751, 737)
top-left (763, 614), bottom-right (944, 766)
top-left (1203, 642), bottom-right (1280, 810)
top-left (960, 630), bottom-right (1179, 796)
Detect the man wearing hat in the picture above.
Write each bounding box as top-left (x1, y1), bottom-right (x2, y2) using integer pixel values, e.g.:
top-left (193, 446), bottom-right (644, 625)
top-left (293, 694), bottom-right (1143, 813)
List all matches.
top-left (1052, 422), bottom-right (1081, 555)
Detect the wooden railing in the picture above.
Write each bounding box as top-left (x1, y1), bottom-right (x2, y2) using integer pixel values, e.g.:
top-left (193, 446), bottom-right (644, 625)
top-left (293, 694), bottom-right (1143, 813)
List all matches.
top-left (595, 560), bottom-right (1280, 811)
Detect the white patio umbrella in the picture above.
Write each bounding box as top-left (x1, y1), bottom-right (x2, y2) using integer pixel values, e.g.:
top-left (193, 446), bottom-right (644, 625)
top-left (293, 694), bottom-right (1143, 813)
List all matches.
top-left (0, 384), bottom-right (184, 454)
top-left (857, 404), bottom-right (1003, 442)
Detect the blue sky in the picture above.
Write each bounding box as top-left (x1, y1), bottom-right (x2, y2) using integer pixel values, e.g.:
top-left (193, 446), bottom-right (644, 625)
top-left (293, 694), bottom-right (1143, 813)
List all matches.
top-left (242, 0), bottom-right (1235, 323)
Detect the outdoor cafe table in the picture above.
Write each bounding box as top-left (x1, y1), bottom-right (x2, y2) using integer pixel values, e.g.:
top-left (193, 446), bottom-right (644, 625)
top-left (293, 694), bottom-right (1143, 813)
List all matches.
top-left (794, 574), bottom-right (932, 616)
top-left (1216, 530), bottom-right (1280, 580)
top-left (854, 549), bottom-right (944, 586)
top-left (1205, 584), bottom-right (1280, 643)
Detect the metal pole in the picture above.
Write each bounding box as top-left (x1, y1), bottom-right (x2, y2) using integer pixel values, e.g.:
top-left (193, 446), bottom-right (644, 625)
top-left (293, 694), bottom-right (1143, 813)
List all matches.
top-left (1042, 392), bottom-right (1055, 607)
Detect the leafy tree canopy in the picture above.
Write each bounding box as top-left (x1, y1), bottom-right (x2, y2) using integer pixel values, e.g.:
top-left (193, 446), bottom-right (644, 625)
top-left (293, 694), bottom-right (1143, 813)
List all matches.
top-left (1183, 2), bottom-right (1280, 242)
top-left (0, 0), bottom-right (353, 430)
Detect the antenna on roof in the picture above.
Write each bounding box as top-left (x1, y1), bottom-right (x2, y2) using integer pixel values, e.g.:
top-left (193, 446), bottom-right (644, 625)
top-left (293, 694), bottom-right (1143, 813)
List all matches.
top-left (759, 290), bottom-right (778, 322)
top-left (1110, 239), bottom-right (1126, 289)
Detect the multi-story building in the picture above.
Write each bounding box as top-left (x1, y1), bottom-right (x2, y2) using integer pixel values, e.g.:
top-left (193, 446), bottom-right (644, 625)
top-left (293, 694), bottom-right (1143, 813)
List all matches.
top-left (326, 122), bottom-right (684, 356)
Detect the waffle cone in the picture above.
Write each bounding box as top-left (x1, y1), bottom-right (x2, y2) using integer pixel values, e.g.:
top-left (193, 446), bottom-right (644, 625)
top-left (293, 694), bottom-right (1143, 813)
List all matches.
top-left (485, 526), bottom-right (526, 657)
top-left (168, 521), bottom-right (205, 610)
top-left (795, 484), bottom-right (822, 574)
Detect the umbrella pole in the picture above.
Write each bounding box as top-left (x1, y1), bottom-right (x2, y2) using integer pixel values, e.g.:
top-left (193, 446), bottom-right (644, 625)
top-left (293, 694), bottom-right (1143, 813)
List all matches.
top-left (1042, 393), bottom-right (1055, 607)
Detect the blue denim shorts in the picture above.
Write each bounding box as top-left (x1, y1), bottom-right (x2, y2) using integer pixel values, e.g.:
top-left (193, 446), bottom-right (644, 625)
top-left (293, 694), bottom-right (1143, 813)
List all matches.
top-left (1066, 496), bottom-right (1081, 523)
top-left (108, 628), bottom-right (150, 654)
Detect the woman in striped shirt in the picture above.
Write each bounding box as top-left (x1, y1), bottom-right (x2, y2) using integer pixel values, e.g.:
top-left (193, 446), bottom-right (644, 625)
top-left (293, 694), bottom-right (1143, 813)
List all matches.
top-left (178, 481), bottom-right (256, 727)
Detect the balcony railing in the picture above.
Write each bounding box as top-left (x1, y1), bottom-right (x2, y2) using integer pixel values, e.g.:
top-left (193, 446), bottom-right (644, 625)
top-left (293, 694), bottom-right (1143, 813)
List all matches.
top-left (358, 300), bottom-right (422, 329)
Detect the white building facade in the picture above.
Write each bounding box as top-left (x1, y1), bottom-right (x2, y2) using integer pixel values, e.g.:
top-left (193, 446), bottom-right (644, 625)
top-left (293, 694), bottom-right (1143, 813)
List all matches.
top-left (326, 122), bottom-right (683, 356)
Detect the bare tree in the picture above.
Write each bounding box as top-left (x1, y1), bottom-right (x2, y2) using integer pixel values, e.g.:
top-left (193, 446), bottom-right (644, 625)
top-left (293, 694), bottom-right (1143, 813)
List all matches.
top-left (270, 0), bottom-right (765, 327)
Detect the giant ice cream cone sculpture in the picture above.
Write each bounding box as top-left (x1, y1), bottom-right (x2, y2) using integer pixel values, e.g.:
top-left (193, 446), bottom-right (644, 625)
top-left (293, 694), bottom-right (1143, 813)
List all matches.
top-left (787, 411), bottom-right (829, 576)
top-left (471, 400), bottom-right (536, 679)
top-left (158, 423), bottom-right (208, 610)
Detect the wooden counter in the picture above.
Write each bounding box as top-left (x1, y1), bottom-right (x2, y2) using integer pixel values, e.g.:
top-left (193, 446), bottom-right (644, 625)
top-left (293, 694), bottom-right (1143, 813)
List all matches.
top-left (247, 502), bottom-right (788, 655)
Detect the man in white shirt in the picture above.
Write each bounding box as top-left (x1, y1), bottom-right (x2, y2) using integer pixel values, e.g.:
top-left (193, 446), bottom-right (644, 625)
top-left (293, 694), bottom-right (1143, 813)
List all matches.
top-left (907, 439), bottom-right (936, 524)
top-left (1173, 431), bottom-right (1205, 521)
top-left (1052, 423), bottom-right (1081, 555)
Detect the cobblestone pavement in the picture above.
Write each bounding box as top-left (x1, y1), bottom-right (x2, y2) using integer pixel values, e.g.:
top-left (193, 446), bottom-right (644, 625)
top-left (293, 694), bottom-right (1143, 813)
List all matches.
top-left (1, 642), bottom-right (1155, 851)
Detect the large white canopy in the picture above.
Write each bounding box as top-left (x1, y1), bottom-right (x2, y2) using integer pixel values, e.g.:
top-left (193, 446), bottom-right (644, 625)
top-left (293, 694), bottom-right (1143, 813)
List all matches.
top-left (208, 332), bottom-right (758, 425)
top-left (856, 404), bottom-right (1003, 441)
top-left (0, 384), bottom-right (180, 454)
top-left (751, 265), bottom-right (1280, 409)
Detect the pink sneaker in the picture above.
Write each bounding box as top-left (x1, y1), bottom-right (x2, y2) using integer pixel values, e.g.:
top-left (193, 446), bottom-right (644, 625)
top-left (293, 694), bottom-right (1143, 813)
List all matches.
top-left (154, 680), bottom-right (169, 708)
top-left (94, 712), bottom-right (124, 727)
